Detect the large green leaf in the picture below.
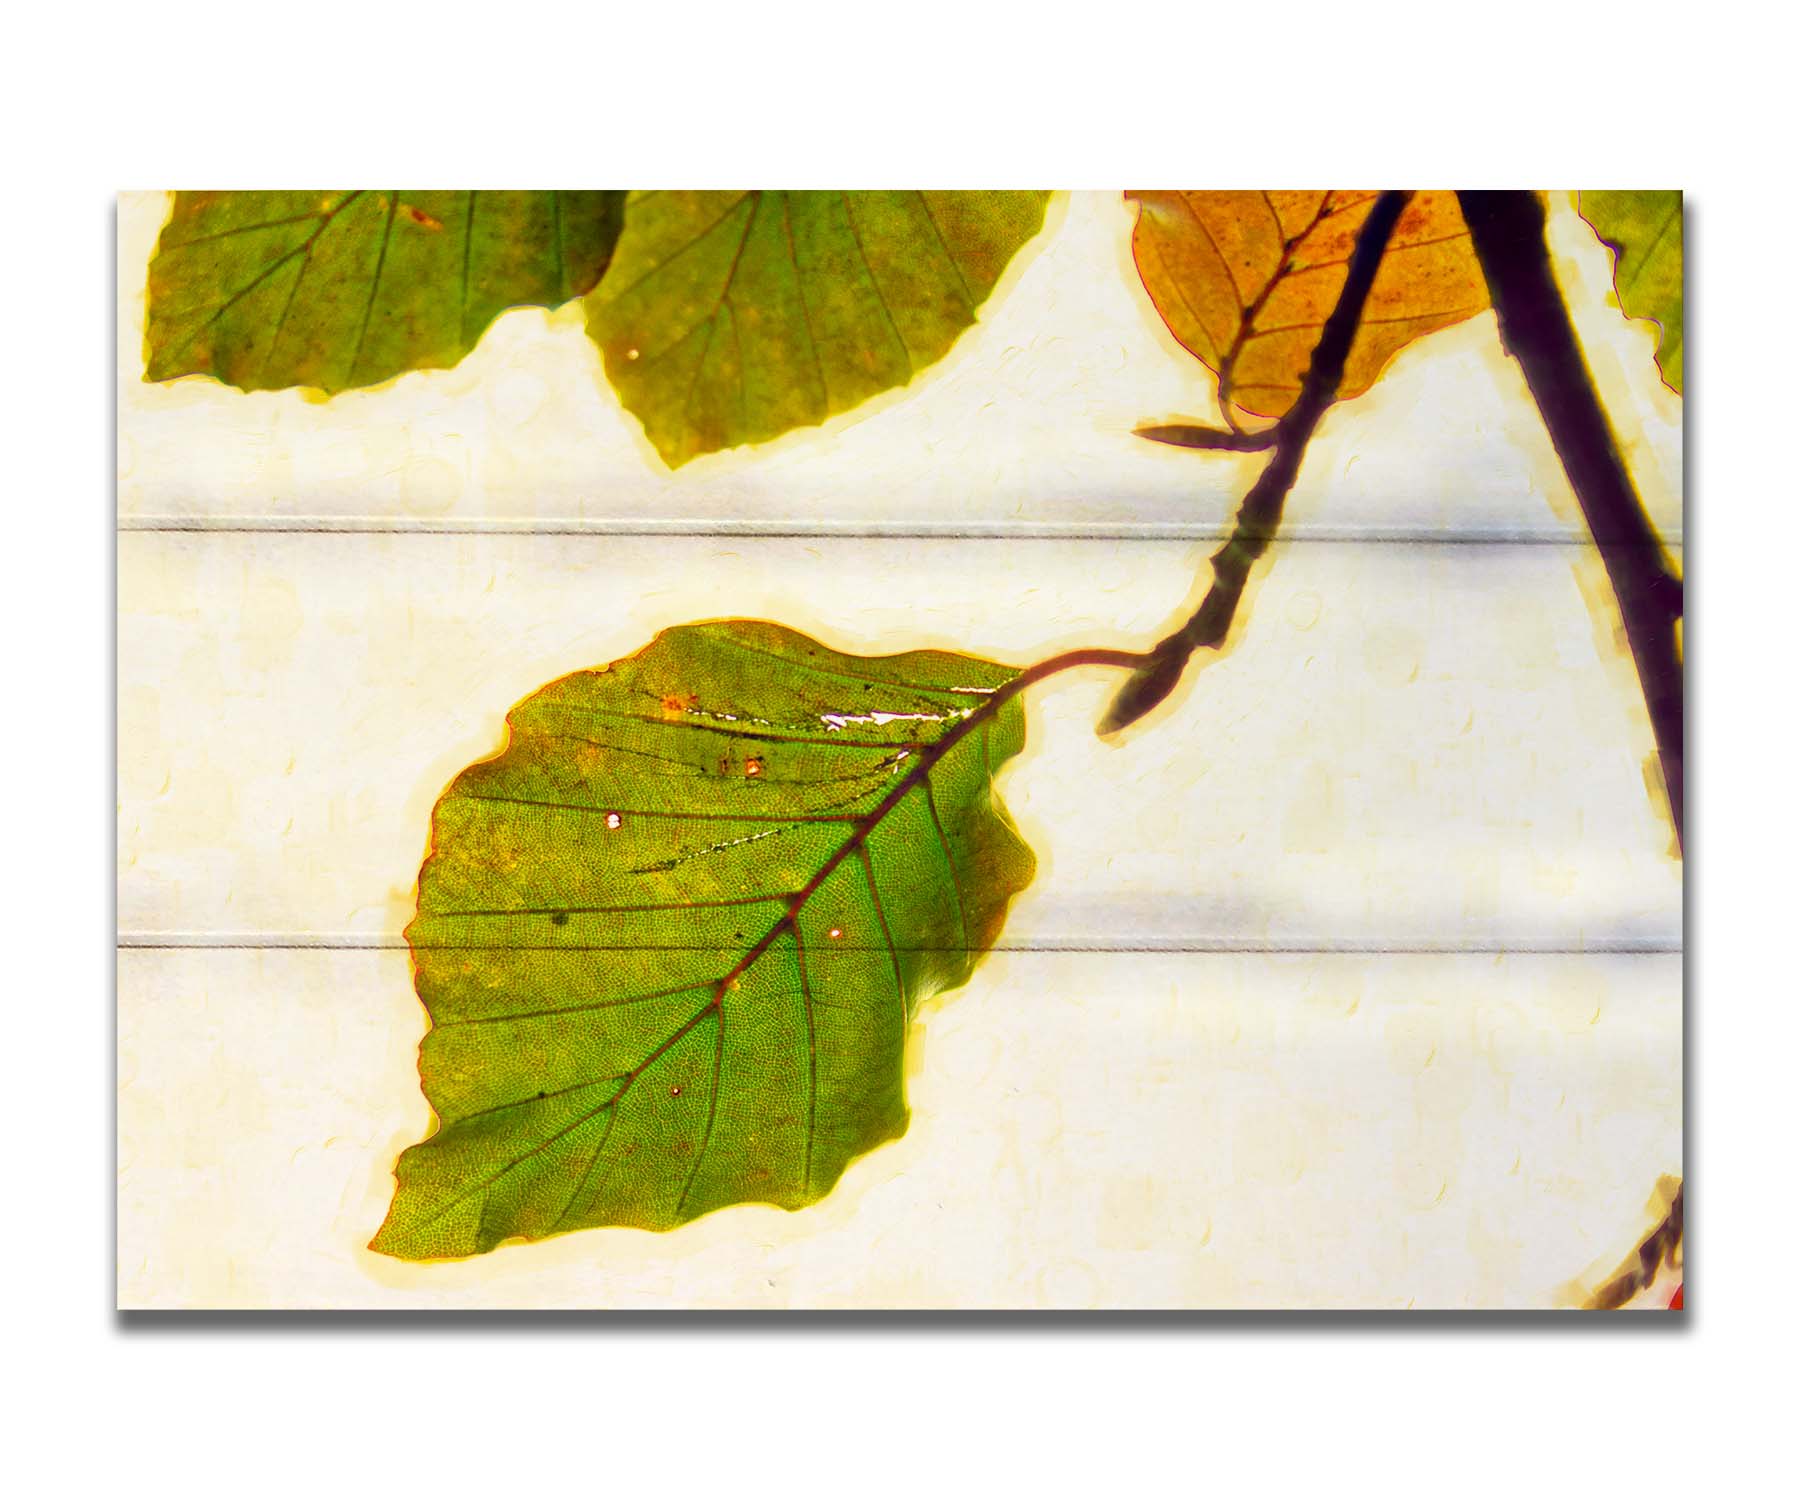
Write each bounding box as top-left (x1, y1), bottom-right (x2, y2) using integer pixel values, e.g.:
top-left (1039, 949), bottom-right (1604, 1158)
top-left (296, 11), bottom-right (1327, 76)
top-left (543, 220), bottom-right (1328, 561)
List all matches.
top-left (372, 620), bottom-right (1036, 1260)
top-left (145, 190), bottom-right (624, 392)
top-left (584, 191), bottom-right (1052, 466)
top-left (1577, 190), bottom-right (1683, 393)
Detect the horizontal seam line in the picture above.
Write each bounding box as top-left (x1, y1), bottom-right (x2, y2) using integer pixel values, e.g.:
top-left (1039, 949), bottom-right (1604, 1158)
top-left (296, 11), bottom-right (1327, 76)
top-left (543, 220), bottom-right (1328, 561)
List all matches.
top-left (116, 519), bottom-right (1684, 547)
top-left (116, 937), bottom-right (1683, 956)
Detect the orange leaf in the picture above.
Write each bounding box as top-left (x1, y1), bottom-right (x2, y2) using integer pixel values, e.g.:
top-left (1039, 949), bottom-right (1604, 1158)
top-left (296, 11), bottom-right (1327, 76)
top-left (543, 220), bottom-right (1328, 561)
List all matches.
top-left (1126, 191), bottom-right (1489, 428)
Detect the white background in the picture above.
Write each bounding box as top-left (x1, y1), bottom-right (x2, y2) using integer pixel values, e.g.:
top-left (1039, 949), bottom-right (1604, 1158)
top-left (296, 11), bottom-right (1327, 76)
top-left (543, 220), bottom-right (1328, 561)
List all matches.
top-left (8, 0), bottom-right (1797, 1492)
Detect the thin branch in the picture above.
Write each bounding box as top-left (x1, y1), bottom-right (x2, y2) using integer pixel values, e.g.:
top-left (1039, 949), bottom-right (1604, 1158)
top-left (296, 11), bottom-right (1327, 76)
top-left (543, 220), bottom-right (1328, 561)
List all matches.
top-left (1101, 191), bottom-right (1415, 734)
top-left (1457, 192), bottom-right (1684, 850)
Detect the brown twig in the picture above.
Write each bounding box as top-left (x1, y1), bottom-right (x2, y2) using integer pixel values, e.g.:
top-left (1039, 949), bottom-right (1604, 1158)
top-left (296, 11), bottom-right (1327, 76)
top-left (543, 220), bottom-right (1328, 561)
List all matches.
top-left (1457, 191), bottom-right (1684, 850)
top-left (1101, 191), bottom-right (1415, 734)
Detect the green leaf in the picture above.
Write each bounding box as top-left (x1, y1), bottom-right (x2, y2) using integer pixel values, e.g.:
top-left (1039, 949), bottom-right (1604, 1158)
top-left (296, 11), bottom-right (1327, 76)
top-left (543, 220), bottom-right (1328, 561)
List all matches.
top-left (372, 620), bottom-right (1037, 1260)
top-left (1576, 190), bottom-right (1683, 393)
top-left (584, 191), bottom-right (1051, 467)
top-left (145, 190), bottom-right (625, 393)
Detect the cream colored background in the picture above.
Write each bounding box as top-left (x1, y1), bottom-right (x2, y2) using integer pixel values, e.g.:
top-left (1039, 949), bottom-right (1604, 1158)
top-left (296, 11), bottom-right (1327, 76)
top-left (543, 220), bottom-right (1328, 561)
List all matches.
top-left (116, 190), bottom-right (1683, 1308)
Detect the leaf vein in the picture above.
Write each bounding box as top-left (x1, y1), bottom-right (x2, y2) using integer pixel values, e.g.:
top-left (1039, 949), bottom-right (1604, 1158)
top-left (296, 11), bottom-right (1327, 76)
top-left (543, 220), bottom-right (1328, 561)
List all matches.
top-left (838, 193), bottom-right (913, 368)
top-left (347, 192), bottom-right (398, 385)
top-left (674, 1006), bottom-right (725, 1217)
top-left (792, 927), bottom-right (818, 1192)
top-left (430, 978), bottom-right (720, 1029)
top-left (919, 776), bottom-right (971, 957)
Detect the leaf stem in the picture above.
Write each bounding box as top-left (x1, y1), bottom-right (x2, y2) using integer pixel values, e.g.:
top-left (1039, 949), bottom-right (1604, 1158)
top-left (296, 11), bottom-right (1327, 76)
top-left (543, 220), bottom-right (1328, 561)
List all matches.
top-left (1101, 191), bottom-right (1416, 734)
top-left (1134, 423), bottom-right (1278, 453)
top-left (1457, 191), bottom-right (1684, 850)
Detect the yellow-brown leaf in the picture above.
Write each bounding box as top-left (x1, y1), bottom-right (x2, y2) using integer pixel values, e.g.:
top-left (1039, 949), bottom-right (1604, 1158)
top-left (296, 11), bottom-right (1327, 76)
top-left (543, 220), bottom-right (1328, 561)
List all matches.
top-left (1127, 191), bottom-right (1488, 427)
